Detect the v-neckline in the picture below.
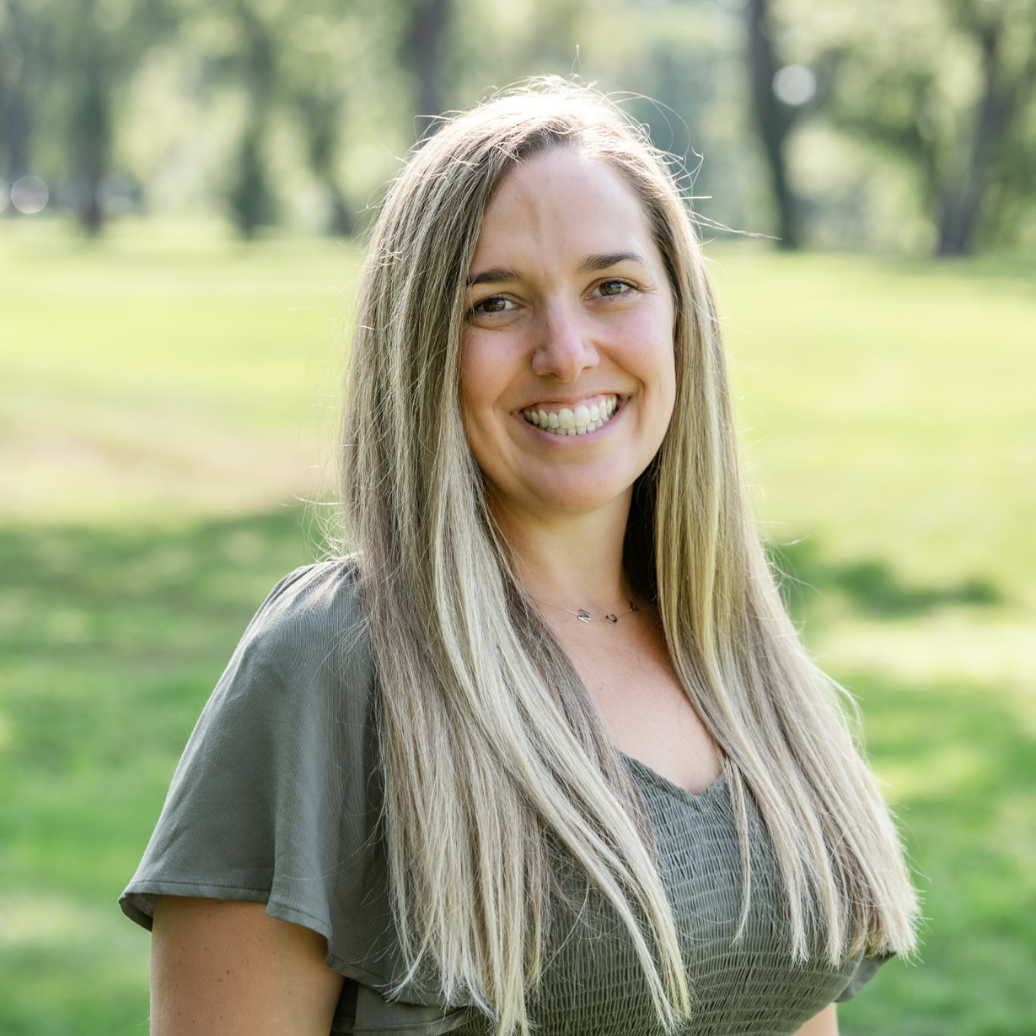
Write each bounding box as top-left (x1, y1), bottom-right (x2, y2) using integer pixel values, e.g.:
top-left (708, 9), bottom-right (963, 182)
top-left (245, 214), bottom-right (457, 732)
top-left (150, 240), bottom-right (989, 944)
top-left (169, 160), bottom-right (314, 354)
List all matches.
top-left (619, 751), bottom-right (727, 806)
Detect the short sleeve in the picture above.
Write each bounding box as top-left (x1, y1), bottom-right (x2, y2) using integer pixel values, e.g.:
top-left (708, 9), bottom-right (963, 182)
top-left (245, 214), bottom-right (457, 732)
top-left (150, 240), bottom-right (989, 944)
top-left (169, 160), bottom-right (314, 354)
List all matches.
top-left (835, 951), bottom-right (896, 1002)
top-left (118, 559), bottom-right (433, 1001)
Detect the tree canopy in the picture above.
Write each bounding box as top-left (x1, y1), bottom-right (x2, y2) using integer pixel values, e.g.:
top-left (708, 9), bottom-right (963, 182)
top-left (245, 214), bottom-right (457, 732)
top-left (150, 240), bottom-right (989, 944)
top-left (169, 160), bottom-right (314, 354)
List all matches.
top-left (1, 0), bottom-right (1032, 253)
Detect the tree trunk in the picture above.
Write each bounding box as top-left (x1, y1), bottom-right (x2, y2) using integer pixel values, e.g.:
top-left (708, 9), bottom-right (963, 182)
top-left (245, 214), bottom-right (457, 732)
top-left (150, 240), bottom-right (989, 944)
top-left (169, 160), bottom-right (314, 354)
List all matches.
top-left (296, 91), bottom-right (354, 236)
top-left (404, 0), bottom-right (452, 139)
top-left (1, 0), bottom-right (37, 209)
top-left (937, 19), bottom-right (1035, 255)
top-left (937, 23), bottom-right (1001, 254)
top-left (229, 118), bottom-right (274, 238)
top-left (747, 0), bottom-right (799, 249)
top-left (229, 2), bottom-right (278, 237)
top-left (72, 71), bottom-right (111, 236)
top-left (0, 91), bottom-right (33, 211)
top-left (325, 185), bottom-right (354, 237)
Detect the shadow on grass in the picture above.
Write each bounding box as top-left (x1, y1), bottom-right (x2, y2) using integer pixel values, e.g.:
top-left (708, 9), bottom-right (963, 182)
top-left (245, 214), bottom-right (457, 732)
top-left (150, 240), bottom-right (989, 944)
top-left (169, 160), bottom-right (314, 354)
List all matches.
top-left (837, 667), bottom-right (1036, 1036)
top-left (0, 511), bottom-right (1030, 1036)
top-left (0, 506), bottom-right (324, 777)
top-left (0, 506), bottom-right (324, 1034)
top-left (0, 506), bottom-right (325, 624)
top-left (766, 539), bottom-right (1002, 620)
top-left (0, 515), bottom-right (1005, 783)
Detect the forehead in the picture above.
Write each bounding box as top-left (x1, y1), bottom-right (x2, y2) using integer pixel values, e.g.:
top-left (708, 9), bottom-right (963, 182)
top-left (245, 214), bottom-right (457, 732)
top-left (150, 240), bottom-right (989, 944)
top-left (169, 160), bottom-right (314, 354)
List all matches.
top-left (471, 149), bottom-right (657, 265)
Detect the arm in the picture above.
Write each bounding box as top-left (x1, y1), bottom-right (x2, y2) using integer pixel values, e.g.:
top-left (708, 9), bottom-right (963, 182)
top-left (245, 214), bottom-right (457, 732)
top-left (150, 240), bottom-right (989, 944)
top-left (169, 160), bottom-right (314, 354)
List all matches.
top-left (150, 896), bottom-right (344, 1036)
top-left (792, 1003), bottom-right (838, 1036)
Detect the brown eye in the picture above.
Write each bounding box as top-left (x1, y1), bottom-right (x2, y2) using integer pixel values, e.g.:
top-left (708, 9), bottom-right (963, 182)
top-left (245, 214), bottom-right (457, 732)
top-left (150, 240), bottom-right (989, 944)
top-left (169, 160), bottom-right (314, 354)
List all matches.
top-left (597, 280), bottom-right (633, 297)
top-left (471, 296), bottom-right (514, 315)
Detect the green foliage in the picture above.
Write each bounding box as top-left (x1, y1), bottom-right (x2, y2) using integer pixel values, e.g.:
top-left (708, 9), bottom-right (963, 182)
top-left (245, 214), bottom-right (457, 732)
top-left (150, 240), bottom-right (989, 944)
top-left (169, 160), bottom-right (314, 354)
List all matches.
top-left (3, 0), bottom-right (1034, 249)
top-left (781, 0), bottom-right (1036, 251)
top-left (1, 230), bottom-right (1034, 1034)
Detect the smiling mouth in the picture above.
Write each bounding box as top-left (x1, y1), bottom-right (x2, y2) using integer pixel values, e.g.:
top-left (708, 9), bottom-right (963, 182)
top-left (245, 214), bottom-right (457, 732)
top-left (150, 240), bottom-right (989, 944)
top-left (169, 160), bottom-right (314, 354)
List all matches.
top-left (520, 394), bottom-right (619, 436)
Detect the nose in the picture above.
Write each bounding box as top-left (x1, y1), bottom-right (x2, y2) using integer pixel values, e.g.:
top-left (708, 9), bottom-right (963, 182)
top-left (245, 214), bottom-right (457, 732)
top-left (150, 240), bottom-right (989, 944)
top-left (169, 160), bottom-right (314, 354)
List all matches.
top-left (531, 302), bottom-right (599, 382)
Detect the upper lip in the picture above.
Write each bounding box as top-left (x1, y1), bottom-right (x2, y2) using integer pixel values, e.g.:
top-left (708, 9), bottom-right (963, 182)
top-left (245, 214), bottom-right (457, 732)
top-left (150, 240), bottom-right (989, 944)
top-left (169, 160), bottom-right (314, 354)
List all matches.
top-left (517, 392), bottom-right (620, 411)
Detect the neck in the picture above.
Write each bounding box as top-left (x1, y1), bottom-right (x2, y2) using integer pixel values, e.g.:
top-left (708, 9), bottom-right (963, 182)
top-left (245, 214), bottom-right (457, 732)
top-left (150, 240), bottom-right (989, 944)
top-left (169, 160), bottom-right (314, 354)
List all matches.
top-left (488, 491), bottom-right (633, 612)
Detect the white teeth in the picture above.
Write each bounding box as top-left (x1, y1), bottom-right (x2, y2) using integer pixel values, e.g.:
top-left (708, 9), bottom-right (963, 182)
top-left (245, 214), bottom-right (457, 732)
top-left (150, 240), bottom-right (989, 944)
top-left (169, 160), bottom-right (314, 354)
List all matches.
top-left (521, 395), bottom-right (620, 437)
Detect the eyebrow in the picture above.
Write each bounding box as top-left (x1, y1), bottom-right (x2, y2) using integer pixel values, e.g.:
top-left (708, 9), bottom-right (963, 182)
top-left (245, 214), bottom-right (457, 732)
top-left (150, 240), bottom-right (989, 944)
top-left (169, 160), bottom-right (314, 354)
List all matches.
top-left (467, 266), bottom-right (519, 287)
top-left (466, 252), bottom-right (648, 287)
top-left (579, 251), bottom-right (648, 274)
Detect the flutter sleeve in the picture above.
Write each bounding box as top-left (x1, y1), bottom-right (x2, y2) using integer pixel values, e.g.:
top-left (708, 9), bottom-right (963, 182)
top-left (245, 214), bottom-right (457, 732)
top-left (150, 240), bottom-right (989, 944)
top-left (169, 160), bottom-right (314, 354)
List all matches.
top-left (835, 951), bottom-right (897, 1002)
top-left (119, 559), bottom-right (421, 998)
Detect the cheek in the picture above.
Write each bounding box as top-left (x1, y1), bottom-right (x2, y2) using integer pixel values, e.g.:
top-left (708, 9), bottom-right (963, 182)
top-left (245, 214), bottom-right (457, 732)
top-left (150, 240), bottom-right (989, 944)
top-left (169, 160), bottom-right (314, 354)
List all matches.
top-left (460, 331), bottom-right (520, 431)
top-left (459, 332), bottom-right (494, 411)
top-left (622, 313), bottom-right (676, 392)
top-left (458, 339), bottom-right (484, 429)
top-left (458, 337), bottom-right (503, 473)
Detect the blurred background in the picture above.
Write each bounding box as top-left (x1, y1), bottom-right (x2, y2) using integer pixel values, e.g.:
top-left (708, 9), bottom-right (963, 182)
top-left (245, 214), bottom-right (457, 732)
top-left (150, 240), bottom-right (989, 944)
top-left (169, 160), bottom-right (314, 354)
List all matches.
top-left (0, 0), bottom-right (1033, 1033)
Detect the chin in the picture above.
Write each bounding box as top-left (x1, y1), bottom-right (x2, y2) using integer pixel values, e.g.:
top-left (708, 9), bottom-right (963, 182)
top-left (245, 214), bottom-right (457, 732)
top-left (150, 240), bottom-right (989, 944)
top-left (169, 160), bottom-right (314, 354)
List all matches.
top-left (526, 475), bottom-right (635, 518)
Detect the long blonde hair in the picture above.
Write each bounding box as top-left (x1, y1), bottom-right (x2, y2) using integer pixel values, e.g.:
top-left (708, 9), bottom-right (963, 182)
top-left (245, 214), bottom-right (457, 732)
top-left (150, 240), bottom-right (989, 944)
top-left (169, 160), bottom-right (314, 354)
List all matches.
top-left (341, 79), bottom-right (917, 1035)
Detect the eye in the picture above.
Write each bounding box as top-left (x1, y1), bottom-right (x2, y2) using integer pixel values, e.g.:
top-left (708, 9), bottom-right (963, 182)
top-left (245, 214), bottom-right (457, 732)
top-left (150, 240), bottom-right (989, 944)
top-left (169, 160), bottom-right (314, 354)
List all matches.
top-left (595, 279), bottom-right (635, 298)
top-left (470, 295), bottom-right (515, 316)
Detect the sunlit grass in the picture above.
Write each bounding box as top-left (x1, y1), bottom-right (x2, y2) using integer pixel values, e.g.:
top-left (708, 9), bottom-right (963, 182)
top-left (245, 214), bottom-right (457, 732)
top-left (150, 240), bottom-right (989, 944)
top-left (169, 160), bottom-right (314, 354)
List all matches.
top-left (1, 220), bottom-right (359, 522)
top-left (1, 225), bottom-right (1033, 1035)
top-left (710, 246), bottom-right (1036, 1036)
top-left (711, 248), bottom-right (1036, 610)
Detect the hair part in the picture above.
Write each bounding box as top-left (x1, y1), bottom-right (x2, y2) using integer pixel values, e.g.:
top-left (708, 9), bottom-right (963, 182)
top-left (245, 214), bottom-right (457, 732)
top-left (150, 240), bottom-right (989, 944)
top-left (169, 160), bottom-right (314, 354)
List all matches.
top-left (340, 76), bottom-right (917, 1036)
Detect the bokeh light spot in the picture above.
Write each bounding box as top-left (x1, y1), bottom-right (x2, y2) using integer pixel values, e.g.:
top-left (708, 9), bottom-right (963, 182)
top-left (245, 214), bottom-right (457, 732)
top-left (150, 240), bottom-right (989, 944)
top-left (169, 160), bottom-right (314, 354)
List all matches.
top-left (772, 64), bottom-right (816, 107)
top-left (11, 175), bottom-right (49, 215)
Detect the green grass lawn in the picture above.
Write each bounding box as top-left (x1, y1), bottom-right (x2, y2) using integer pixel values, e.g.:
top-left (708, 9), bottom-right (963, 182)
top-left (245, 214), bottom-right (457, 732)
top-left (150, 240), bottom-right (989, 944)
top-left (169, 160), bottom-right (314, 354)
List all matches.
top-left (1, 222), bottom-right (1033, 1035)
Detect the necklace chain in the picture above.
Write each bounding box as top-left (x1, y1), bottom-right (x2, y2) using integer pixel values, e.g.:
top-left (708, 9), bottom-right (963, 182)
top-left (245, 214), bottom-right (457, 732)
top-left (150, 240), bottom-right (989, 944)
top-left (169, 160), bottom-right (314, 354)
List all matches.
top-left (533, 595), bottom-right (639, 624)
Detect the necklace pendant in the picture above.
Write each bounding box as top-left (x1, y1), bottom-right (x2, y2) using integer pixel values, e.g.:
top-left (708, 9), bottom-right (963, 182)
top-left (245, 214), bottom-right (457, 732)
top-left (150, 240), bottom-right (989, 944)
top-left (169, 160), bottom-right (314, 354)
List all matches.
top-left (604, 613), bottom-right (618, 623)
top-left (577, 609), bottom-right (592, 623)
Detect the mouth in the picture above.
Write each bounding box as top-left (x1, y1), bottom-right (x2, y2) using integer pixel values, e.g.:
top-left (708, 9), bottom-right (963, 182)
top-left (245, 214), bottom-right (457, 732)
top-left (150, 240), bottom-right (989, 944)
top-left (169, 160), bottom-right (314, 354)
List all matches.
top-left (520, 394), bottom-right (619, 437)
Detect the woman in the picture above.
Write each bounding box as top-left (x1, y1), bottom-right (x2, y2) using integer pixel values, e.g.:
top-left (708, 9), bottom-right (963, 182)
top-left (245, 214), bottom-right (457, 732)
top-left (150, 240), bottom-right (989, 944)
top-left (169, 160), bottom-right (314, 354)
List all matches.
top-left (121, 81), bottom-right (918, 1036)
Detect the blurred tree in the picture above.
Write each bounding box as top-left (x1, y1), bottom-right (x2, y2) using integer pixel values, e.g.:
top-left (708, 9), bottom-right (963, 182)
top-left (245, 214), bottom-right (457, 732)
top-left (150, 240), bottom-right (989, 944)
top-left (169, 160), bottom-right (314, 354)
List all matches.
top-left (219, 0), bottom-right (377, 236)
top-left (280, 5), bottom-right (367, 237)
top-left (450, 0), bottom-right (587, 111)
top-left (56, 0), bottom-right (173, 234)
top-left (400, 0), bottom-right (454, 138)
top-left (226, 0), bottom-right (279, 236)
top-left (818, 0), bottom-right (1036, 254)
top-left (525, 0), bottom-right (583, 74)
top-left (0, 0), bottom-right (53, 192)
top-left (291, 84), bottom-right (354, 236)
top-left (745, 0), bottom-right (845, 249)
top-left (566, 0), bottom-right (762, 240)
top-left (935, 0), bottom-right (1036, 253)
top-left (747, 0), bottom-right (802, 249)
top-left (6, 0), bottom-right (1031, 252)
top-left (67, 22), bottom-right (113, 234)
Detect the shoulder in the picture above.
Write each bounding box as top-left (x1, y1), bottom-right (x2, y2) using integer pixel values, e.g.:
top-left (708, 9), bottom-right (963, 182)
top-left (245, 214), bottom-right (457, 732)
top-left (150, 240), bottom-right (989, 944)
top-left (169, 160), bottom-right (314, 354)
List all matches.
top-left (191, 556), bottom-right (375, 746)
top-left (243, 556), bottom-right (367, 654)
top-left (229, 556), bottom-right (371, 685)
top-left (120, 556), bottom-right (388, 952)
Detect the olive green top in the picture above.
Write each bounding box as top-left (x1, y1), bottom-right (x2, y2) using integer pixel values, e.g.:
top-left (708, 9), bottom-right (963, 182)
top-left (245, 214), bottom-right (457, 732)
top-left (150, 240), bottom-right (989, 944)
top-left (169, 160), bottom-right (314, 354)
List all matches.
top-left (121, 560), bottom-right (891, 1036)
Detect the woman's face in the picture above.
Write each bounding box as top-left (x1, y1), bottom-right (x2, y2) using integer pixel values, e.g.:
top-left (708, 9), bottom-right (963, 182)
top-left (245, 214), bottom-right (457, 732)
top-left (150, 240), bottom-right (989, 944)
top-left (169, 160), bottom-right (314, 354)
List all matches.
top-left (460, 148), bottom-right (676, 527)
